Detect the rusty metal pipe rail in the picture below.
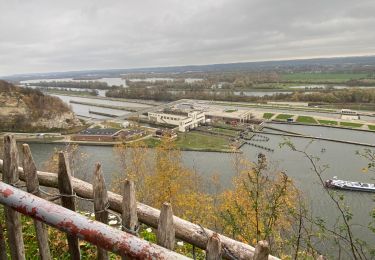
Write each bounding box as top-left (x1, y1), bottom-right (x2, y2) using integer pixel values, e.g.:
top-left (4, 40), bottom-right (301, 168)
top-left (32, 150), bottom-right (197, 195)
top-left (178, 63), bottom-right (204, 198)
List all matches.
top-left (0, 159), bottom-right (280, 260)
top-left (0, 181), bottom-right (189, 260)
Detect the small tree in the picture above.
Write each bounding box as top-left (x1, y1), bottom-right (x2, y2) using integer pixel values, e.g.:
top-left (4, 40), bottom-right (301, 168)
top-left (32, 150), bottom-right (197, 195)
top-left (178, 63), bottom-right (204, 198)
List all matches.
top-left (219, 153), bottom-right (299, 254)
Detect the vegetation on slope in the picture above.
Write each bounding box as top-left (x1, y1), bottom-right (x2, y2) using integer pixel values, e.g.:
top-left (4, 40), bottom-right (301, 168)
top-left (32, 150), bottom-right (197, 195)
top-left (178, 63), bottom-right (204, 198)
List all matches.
top-left (0, 80), bottom-right (80, 131)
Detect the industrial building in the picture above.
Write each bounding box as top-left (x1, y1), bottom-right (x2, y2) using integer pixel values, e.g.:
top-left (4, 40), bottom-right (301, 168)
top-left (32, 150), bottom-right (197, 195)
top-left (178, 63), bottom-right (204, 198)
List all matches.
top-left (148, 110), bottom-right (205, 132)
top-left (205, 108), bottom-right (253, 124)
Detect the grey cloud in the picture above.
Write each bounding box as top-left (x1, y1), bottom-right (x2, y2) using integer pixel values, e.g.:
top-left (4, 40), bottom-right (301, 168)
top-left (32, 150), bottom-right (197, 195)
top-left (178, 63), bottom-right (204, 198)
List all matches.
top-left (0, 0), bottom-right (375, 76)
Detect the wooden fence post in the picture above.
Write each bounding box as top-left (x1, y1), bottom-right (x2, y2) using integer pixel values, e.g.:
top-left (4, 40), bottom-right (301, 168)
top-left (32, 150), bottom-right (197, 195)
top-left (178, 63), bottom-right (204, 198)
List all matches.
top-left (3, 135), bottom-right (25, 259)
top-left (122, 180), bottom-right (138, 233)
top-left (93, 163), bottom-right (109, 260)
top-left (206, 233), bottom-right (222, 260)
top-left (121, 179), bottom-right (138, 260)
top-left (22, 144), bottom-right (52, 260)
top-left (157, 202), bottom-right (175, 250)
top-left (253, 240), bottom-right (269, 260)
top-left (58, 152), bottom-right (81, 260)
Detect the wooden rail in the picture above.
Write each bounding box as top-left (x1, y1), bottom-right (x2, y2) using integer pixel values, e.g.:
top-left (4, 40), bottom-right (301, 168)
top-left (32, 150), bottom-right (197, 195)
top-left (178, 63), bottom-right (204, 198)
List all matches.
top-left (0, 135), bottom-right (278, 259)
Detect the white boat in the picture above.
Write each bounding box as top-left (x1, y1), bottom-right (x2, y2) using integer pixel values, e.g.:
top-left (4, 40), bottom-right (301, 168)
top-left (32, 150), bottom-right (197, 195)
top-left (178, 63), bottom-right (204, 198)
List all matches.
top-left (325, 177), bottom-right (375, 193)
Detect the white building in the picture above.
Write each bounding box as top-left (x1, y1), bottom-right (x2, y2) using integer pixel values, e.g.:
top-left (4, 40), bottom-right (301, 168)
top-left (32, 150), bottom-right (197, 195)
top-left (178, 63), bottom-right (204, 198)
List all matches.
top-left (340, 109), bottom-right (359, 120)
top-left (148, 110), bottom-right (205, 132)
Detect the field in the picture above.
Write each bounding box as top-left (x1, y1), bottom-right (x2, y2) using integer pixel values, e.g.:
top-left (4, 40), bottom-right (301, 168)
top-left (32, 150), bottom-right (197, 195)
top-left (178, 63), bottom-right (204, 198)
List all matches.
top-left (368, 125), bottom-right (375, 131)
top-left (263, 113), bottom-right (275, 119)
top-left (275, 114), bottom-right (293, 120)
top-left (175, 131), bottom-right (230, 150)
top-left (318, 119), bottom-right (338, 125)
top-left (340, 122), bottom-right (363, 128)
top-left (281, 72), bottom-right (369, 83)
top-left (296, 116), bottom-right (317, 124)
top-left (209, 127), bottom-right (239, 137)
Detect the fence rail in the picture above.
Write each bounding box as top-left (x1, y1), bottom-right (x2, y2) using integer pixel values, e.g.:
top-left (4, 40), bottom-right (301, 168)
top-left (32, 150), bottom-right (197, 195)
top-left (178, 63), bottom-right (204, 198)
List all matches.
top-left (0, 135), bottom-right (279, 259)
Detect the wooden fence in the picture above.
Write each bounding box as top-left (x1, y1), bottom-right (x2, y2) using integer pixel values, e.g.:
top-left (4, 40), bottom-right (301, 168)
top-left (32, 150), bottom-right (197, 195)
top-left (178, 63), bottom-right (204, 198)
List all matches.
top-left (0, 135), bottom-right (277, 260)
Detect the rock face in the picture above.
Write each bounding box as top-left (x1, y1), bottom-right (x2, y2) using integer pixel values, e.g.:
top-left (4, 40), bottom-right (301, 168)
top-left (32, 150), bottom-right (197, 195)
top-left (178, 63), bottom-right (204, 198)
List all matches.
top-left (32, 112), bottom-right (82, 129)
top-left (0, 80), bottom-right (82, 131)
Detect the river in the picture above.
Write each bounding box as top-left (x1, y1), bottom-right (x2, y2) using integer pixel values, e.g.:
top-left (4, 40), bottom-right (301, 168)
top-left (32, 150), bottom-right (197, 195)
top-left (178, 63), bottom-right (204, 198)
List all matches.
top-left (51, 94), bottom-right (151, 119)
top-left (24, 124), bottom-right (375, 246)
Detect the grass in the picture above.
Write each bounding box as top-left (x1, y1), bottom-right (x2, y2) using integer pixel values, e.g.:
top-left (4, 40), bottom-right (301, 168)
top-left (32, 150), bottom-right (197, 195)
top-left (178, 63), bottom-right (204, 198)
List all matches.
top-left (143, 137), bottom-right (162, 147)
top-left (103, 121), bottom-right (123, 129)
top-left (296, 116), bottom-right (317, 124)
top-left (318, 119), bottom-right (338, 125)
top-left (263, 113), bottom-right (275, 119)
top-left (175, 132), bottom-right (230, 150)
top-left (137, 132), bottom-right (232, 151)
top-left (275, 114), bottom-right (294, 120)
top-left (340, 122), bottom-right (364, 128)
top-left (281, 72), bottom-right (369, 83)
top-left (368, 125), bottom-right (375, 131)
top-left (209, 127), bottom-right (239, 136)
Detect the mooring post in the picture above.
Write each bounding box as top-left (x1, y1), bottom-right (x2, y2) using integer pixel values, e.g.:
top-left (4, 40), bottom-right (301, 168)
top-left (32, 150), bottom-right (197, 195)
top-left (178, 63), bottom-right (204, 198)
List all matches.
top-left (23, 144), bottom-right (52, 260)
top-left (3, 135), bottom-right (25, 260)
top-left (58, 152), bottom-right (81, 259)
top-left (93, 163), bottom-right (109, 260)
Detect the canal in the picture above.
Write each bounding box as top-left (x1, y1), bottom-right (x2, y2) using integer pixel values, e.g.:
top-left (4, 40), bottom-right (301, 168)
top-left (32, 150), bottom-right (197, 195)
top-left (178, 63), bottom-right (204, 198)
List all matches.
top-left (24, 125), bottom-right (375, 246)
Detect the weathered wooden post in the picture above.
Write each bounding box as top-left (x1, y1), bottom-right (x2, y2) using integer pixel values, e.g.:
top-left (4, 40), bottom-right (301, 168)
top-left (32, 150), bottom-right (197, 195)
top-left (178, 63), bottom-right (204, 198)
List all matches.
top-left (3, 135), bottom-right (25, 259)
top-left (122, 179), bottom-right (138, 234)
top-left (93, 163), bottom-right (109, 260)
top-left (22, 144), bottom-right (52, 260)
top-left (253, 240), bottom-right (269, 260)
top-left (157, 202), bottom-right (175, 250)
top-left (206, 233), bottom-right (222, 260)
top-left (58, 152), bottom-right (81, 259)
top-left (121, 179), bottom-right (138, 260)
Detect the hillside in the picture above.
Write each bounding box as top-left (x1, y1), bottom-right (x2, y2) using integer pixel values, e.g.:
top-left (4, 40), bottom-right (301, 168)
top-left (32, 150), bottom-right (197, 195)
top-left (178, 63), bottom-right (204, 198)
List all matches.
top-left (0, 80), bottom-right (82, 131)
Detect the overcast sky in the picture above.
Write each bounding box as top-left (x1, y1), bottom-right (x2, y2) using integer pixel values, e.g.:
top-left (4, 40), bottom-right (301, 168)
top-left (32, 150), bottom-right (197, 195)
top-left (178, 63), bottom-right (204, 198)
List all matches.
top-left (1, 0), bottom-right (375, 76)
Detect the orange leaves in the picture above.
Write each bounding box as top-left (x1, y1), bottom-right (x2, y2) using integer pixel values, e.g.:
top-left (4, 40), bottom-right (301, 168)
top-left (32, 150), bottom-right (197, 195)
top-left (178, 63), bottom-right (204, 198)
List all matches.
top-left (218, 153), bottom-right (300, 251)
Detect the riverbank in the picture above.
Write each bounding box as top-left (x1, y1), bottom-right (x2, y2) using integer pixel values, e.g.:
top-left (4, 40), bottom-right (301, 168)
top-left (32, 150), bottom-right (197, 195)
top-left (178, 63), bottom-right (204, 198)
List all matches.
top-left (49, 92), bottom-right (162, 106)
top-left (69, 100), bottom-right (143, 112)
top-left (10, 130), bottom-right (238, 153)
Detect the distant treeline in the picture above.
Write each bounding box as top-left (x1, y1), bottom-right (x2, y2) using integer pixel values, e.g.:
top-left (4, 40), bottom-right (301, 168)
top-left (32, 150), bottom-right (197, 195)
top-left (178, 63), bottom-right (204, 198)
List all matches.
top-left (106, 86), bottom-right (375, 104)
top-left (32, 81), bottom-right (111, 90)
top-left (37, 87), bottom-right (99, 96)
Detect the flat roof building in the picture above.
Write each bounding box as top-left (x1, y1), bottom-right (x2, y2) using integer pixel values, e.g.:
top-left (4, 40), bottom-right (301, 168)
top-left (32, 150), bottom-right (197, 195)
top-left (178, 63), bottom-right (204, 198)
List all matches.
top-left (148, 110), bottom-right (205, 132)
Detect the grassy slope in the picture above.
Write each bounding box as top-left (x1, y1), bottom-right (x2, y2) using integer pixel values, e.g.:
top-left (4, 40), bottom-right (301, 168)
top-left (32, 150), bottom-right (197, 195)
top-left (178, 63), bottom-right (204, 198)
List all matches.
top-left (318, 119), bottom-right (338, 125)
top-left (340, 122), bottom-right (363, 128)
top-left (296, 116), bottom-right (317, 124)
top-left (263, 113), bottom-right (274, 119)
top-left (275, 114), bottom-right (293, 120)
